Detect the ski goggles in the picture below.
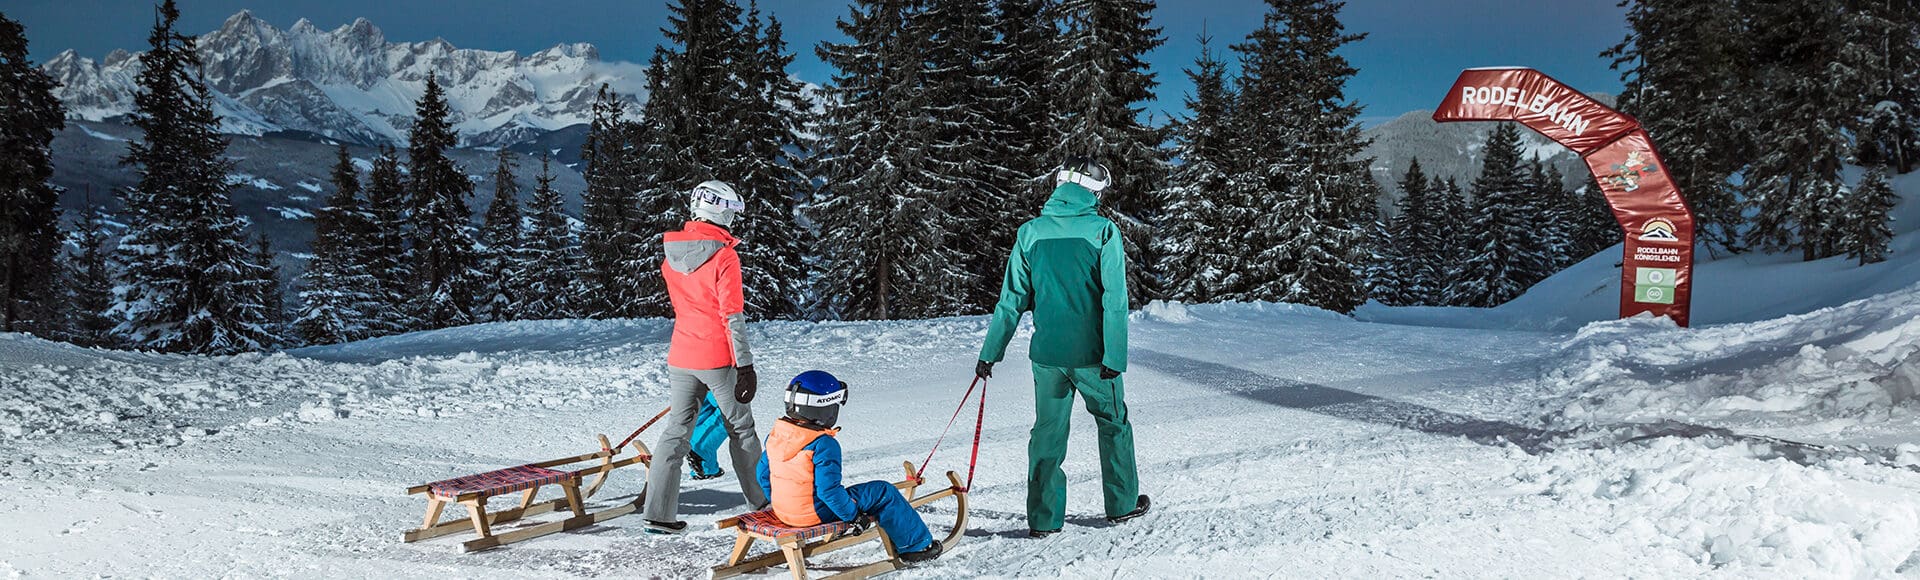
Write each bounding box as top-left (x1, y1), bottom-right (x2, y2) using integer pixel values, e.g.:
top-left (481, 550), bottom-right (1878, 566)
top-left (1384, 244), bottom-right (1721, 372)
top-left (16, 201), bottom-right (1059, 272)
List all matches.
top-left (785, 382), bottom-right (848, 407)
top-left (692, 185), bottom-right (746, 212)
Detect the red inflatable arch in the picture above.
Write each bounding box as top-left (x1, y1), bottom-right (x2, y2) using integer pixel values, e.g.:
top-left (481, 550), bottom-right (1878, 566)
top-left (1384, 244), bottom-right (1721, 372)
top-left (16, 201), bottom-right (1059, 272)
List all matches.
top-left (1433, 67), bottom-right (1696, 327)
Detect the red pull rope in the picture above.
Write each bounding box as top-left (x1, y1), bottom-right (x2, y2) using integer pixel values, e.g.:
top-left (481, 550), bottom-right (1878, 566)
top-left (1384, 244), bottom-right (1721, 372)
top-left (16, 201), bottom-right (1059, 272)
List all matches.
top-left (914, 376), bottom-right (986, 485)
top-left (963, 378), bottom-right (986, 492)
top-left (611, 406), bottom-right (673, 452)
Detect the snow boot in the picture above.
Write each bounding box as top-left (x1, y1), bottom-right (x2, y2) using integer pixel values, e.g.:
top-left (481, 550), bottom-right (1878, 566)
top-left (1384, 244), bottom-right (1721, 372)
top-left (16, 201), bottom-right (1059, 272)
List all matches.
top-left (689, 455), bottom-right (726, 481)
top-left (900, 541), bottom-right (943, 563)
top-left (1107, 495), bottom-right (1150, 524)
top-left (645, 520), bottom-right (689, 535)
top-left (1028, 528), bottom-right (1060, 539)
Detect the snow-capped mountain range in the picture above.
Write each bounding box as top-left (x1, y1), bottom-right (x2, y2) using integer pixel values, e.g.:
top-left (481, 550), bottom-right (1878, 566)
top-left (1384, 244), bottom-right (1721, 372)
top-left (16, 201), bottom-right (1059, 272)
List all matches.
top-left (41, 10), bottom-right (645, 147)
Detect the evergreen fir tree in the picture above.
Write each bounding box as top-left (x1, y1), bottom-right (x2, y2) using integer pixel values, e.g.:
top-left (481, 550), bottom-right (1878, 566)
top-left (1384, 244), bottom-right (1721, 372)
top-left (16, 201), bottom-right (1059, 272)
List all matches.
top-left (915, 0), bottom-right (1020, 312)
top-left (812, 0), bottom-right (971, 320)
top-left (251, 232), bottom-right (285, 345)
top-left (478, 148), bottom-right (522, 322)
top-left (575, 85), bottom-right (647, 319)
top-left (1840, 166), bottom-right (1898, 265)
top-left (113, 0), bottom-right (279, 353)
top-left (1156, 34), bottom-right (1236, 304)
top-left (1524, 157), bottom-right (1576, 270)
top-left (730, 4), bottom-right (814, 319)
top-left (1447, 123), bottom-right (1552, 307)
top-left (1847, 0), bottom-right (1920, 174)
top-left (511, 154), bottom-right (578, 319)
top-left (362, 145), bottom-right (414, 334)
top-left (990, 0), bottom-right (1059, 207)
top-left (1230, 0), bottom-right (1376, 313)
top-left (0, 11), bottom-right (68, 336)
top-left (293, 144), bottom-right (380, 345)
top-left (1608, 0), bottom-right (1753, 251)
top-left (404, 73), bottom-right (481, 329)
top-left (1743, 0), bottom-right (1874, 261)
top-left (1375, 159), bottom-right (1440, 306)
top-left (1050, 0), bottom-right (1168, 305)
top-left (1569, 175), bottom-right (1621, 260)
top-left (1427, 176), bottom-right (1470, 304)
top-left (65, 199), bottom-right (117, 348)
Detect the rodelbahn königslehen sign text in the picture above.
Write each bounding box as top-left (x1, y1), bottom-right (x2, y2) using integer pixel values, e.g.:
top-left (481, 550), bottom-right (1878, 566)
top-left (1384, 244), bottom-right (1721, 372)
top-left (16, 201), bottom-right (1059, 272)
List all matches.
top-left (1434, 67), bottom-right (1697, 327)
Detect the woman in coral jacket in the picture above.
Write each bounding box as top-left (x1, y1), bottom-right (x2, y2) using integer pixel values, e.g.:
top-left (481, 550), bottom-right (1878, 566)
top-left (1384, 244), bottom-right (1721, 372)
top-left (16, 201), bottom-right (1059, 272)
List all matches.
top-left (642, 180), bottom-right (768, 534)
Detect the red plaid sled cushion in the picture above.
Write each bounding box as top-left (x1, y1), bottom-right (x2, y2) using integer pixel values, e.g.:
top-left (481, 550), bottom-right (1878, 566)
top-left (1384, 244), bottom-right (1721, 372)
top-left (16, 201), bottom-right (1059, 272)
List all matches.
top-left (428, 464), bottom-right (571, 498)
top-left (737, 509), bottom-right (855, 541)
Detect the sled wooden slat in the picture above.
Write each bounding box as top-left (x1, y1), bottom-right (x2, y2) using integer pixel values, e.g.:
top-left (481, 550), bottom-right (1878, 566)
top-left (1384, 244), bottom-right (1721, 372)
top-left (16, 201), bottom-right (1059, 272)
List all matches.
top-left (710, 463), bottom-right (969, 580)
top-left (401, 436), bottom-right (650, 552)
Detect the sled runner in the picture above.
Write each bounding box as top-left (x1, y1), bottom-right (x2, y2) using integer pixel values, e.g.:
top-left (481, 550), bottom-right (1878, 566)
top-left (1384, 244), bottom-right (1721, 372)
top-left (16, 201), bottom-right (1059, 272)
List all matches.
top-left (402, 408), bottom-right (670, 552)
top-left (709, 462), bottom-right (970, 580)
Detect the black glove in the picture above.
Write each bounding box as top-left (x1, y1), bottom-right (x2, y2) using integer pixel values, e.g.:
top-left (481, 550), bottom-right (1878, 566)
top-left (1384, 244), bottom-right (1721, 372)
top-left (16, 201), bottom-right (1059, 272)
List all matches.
top-left (735, 365), bottom-right (758, 404)
top-left (851, 514), bottom-right (877, 535)
top-left (975, 360), bottom-right (994, 379)
top-left (1100, 366), bottom-right (1121, 380)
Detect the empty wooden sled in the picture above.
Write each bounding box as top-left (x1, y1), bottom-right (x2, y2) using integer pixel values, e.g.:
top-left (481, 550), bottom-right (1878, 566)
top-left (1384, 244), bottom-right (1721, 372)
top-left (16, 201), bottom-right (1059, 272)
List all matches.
top-left (402, 434), bottom-right (652, 552)
top-left (710, 462), bottom-right (969, 580)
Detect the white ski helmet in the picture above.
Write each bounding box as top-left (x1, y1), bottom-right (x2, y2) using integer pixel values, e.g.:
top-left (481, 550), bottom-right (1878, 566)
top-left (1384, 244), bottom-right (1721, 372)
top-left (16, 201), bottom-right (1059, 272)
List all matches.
top-left (690, 180), bottom-right (744, 227)
top-left (1055, 156), bottom-right (1111, 194)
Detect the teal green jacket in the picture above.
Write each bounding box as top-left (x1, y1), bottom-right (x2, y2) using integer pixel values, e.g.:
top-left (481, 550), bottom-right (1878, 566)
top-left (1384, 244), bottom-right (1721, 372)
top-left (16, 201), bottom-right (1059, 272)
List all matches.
top-left (979, 183), bottom-right (1129, 372)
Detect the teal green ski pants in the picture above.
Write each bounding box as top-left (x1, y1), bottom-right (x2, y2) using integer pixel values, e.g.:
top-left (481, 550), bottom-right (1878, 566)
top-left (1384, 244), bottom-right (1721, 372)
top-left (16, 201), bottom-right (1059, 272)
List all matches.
top-left (1027, 363), bottom-right (1139, 531)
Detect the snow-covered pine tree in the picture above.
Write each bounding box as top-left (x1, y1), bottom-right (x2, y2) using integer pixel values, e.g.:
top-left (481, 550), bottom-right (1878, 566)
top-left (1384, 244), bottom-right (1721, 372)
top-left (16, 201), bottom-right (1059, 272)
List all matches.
top-left (917, 0), bottom-right (1017, 312)
top-left (812, 0), bottom-right (970, 319)
top-left (1608, 0), bottom-right (1753, 252)
top-left (729, 4), bottom-right (813, 319)
top-left (1374, 159), bottom-right (1440, 306)
top-left (113, 0), bottom-right (279, 354)
top-left (1156, 33), bottom-right (1237, 305)
top-left (1049, 0), bottom-right (1169, 305)
top-left (1447, 123), bottom-right (1551, 307)
top-left (65, 198), bottom-right (117, 348)
top-left (575, 85), bottom-right (647, 319)
top-left (1524, 157), bottom-right (1577, 270)
top-left (404, 73), bottom-right (481, 329)
top-left (477, 148), bottom-right (522, 322)
top-left (1427, 176), bottom-right (1470, 304)
top-left (1569, 175), bottom-right (1621, 259)
top-left (0, 11), bottom-right (66, 337)
top-left (250, 233), bottom-right (286, 344)
top-left (1840, 166), bottom-right (1898, 265)
top-left (1743, 0), bottom-right (1875, 261)
top-left (990, 0), bottom-right (1059, 208)
top-left (510, 154), bottom-right (577, 319)
top-left (1231, 0), bottom-right (1376, 314)
top-left (1847, 0), bottom-right (1919, 174)
top-left (293, 144), bottom-right (380, 345)
top-left (362, 145), bottom-right (414, 334)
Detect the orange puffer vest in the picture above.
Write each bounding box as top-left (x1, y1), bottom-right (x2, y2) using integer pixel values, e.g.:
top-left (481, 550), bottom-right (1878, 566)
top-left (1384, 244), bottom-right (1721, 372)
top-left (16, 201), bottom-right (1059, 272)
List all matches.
top-left (766, 420), bottom-right (837, 526)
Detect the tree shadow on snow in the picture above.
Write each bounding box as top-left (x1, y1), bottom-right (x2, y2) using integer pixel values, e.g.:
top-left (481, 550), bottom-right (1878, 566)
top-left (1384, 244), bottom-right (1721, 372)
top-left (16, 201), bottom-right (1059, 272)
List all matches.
top-left (1132, 349), bottom-right (1557, 453)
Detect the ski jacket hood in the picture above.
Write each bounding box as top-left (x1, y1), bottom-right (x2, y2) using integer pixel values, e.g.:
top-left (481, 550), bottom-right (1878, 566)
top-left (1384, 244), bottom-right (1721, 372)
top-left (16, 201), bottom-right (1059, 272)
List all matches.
top-left (1041, 183), bottom-right (1099, 218)
top-left (663, 220), bottom-right (753, 370)
top-left (664, 220), bottom-right (734, 274)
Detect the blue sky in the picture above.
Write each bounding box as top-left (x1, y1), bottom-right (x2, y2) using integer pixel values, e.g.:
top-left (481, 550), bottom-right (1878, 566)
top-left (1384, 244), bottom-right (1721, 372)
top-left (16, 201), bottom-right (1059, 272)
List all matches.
top-left (10, 0), bottom-right (1630, 125)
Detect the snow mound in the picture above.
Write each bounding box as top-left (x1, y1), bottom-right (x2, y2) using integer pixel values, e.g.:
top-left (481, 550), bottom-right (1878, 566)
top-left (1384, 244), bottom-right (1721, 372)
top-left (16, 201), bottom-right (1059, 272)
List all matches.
top-left (0, 322), bottom-right (674, 448)
top-left (1134, 300), bottom-right (1197, 324)
top-left (1511, 437), bottom-right (1920, 576)
top-left (1538, 283), bottom-right (1920, 443)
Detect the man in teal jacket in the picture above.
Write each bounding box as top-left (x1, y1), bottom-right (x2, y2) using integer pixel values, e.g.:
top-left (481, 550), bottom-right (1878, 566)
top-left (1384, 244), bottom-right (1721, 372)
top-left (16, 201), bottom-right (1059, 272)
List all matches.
top-left (977, 157), bottom-right (1148, 538)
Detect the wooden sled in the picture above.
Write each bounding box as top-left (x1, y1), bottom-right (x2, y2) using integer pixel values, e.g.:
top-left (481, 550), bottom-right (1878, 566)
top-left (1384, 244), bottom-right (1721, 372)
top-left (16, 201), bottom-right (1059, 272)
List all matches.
top-left (402, 435), bottom-right (652, 552)
top-left (710, 462), bottom-right (969, 580)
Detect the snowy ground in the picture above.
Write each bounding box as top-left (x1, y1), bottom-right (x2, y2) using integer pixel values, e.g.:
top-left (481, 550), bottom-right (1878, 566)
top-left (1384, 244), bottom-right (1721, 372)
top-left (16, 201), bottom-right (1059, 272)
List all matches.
top-left (3, 288), bottom-right (1919, 578)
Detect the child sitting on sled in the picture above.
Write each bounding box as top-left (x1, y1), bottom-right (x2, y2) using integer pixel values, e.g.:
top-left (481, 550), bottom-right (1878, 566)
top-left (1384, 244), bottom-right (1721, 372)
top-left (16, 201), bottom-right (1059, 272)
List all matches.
top-left (756, 370), bottom-right (943, 563)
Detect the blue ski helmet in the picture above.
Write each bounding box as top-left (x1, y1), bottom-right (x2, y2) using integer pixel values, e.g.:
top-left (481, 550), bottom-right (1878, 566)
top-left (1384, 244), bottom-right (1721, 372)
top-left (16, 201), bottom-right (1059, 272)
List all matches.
top-left (785, 370), bottom-right (848, 429)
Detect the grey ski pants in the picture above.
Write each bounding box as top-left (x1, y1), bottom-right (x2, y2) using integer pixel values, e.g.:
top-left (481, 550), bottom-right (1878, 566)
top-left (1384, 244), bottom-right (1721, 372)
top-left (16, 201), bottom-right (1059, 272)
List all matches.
top-left (642, 366), bottom-right (767, 521)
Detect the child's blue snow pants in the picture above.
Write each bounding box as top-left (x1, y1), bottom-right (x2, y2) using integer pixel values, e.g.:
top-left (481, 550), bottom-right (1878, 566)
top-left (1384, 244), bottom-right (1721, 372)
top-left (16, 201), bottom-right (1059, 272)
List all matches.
top-left (844, 480), bottom-right (934, 553)
top-left (688, 392), bottom-right (727, 478)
